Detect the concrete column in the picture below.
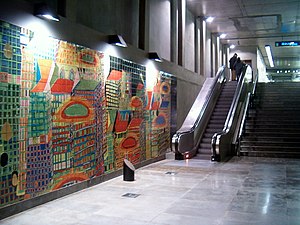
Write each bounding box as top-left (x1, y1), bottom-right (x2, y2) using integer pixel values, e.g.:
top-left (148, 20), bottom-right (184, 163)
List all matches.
top-left (206, 30), bottom-right (212, 77)
top-left (171, 0), bottom-right (178, 64)
top-left (222, 45), bottom-right (227, 67)
top-left (216, 36), bottom-right (220, 69)
top-left (195, 17), bottom-right (200, 74)
top-left (211, 33), bottom-right (216, 77)
top-left (138, 0), bottom-right (149, 51)
top-left (200, 19), bottom-right (206, 76)
top-left (178, 0), bottom-right (186, 66)
top-left (226, 45), bottom-right (230, 68)
top-left (65, 0), bottom-right (78, 22)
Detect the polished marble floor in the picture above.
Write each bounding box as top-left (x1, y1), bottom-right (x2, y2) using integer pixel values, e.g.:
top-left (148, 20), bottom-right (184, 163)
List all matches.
top-left (1, 153), bottom-right (300, 225)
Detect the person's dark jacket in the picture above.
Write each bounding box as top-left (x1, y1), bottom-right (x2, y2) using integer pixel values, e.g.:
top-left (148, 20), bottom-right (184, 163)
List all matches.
top-left (229, 54), bottom-right (237, 70)
top-left (234, 58), bottom-right (245, 79)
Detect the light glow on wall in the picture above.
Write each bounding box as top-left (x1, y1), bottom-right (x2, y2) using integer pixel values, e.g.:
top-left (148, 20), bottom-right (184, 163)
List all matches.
top-left (146, 61), bottom-right (160, 91)
top-left (103, 44), bottom-right (120, 59)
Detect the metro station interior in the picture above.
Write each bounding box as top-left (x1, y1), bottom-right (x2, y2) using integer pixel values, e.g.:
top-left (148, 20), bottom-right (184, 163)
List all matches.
top-left (0, 0), bottom-right (300, 224)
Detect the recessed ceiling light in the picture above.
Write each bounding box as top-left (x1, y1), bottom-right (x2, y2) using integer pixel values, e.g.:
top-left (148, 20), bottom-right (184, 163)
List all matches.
top-left (220, 33), bottom-right (227, 39)
top-left (265, 45), bottom-right (274, 67)
top-left (205, 16), bottom-right (214, 23)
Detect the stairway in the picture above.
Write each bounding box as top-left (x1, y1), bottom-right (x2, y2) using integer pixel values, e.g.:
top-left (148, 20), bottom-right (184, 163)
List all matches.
top-left (240, 82), bottom-right (300, 158)
top-left (195, 81), bottom-right (237, 159)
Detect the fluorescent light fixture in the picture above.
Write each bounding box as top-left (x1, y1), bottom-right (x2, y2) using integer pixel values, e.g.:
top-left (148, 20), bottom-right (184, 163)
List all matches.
top-left (220, 33), bottom-right (227, 39)
top-left (205, 16), bottom-right (214, 23)
top-left (229, 44), bottom-right (235, 49)
top-left (34, 3), bottom-right (60, 22)
top-left (265, 45), bottom-right (274, 67)
top-left (148, 52), bottom-right (162, 62)
top-left (108, 35), bottom-right (127, 47)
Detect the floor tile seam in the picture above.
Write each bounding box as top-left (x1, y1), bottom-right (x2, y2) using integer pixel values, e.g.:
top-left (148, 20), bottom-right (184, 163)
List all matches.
top-left (150, 209), bottom-right (228, 224)
top-left (166, 181), bottom-right (202, 206)
top-left (140, 190), bottom-right (192, 224)
top-left (89, 211), bottom-right (158, 224)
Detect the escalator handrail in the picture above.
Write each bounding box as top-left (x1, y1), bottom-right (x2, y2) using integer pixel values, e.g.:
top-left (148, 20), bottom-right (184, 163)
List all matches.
top-left (236, 72), bottom-right (259, 155)
top-left (211, 66), bottom-right (248, 155)
top-left (176, 65), bottom-right (226, 136)
top-left (237, 92), bottom-right (251, 145)
top-left (237, 71), bottom-right (258, 141)
top-left (252, 72), bottom-right (258, 96)
top-left (190, 66), bottom-right (227, 131)
top-left (220, 66), bottom-right (247, 132)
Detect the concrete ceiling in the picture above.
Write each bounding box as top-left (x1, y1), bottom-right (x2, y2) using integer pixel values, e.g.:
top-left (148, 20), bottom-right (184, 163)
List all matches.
top-left (187, 0), bottom-right (300, 69)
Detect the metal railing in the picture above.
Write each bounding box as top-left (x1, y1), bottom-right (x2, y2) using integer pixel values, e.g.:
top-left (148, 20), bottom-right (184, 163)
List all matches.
top-left (236, 72), bottom-right (259, 156)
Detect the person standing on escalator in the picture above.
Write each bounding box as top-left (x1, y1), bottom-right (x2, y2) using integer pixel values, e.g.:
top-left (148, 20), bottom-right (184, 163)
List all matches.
top-left (229, 53), bottom-right (238, 81)
top-left (234, 57), bottom-right (245, 81)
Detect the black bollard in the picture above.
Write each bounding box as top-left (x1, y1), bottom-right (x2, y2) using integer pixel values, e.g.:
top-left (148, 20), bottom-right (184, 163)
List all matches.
top-left (123, 159), bottom-right (135, 181)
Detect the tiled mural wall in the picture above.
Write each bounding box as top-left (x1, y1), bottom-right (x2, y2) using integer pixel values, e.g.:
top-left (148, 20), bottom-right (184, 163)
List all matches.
top-left (0, 21), bottom-right (176, 207)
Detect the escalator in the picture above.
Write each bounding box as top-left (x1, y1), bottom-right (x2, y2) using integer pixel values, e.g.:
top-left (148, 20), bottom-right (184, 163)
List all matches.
top-left (172, 65), bottom-right (255, 161)
top-left (196, 81), bottom-right (237, 160)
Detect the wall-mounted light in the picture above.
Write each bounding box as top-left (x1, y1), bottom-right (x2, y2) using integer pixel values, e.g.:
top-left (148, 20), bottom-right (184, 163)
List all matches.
top-left (205, 16), bottom-right (214, 23)
top-left (108, 35), bottom-right (127, 47)
top-left (265, 45), bottom-right (274, 67)
top-left (229, 44), bottom-right (235, 49)
top-left (34, 3), bottom-right (60, 22)
top-left (148, 52), bottom-right (162, 62)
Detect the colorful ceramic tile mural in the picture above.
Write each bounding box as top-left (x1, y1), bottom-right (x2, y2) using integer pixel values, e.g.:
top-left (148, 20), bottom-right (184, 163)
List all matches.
top-left (105, 57), bottom-right (147, 169)
top-left (0, 20), bottom-right (176, 207)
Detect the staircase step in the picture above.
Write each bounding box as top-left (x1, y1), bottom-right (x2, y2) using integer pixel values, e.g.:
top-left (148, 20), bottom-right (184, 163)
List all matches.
top-left (201, 138), bottom-right (212, 143)
top-left (245, 124), bottom-right (300, 129)
top-left (239, 151), bottom-right (300, 158)
top-left (245, 127), bottom-right (300, 132)
top-left (198, 148), bottom-right (211, 154)
top-left (241, 140), bottom-right (300, 147)
top-left (212, 112), bottom-right (229, 116)
top-left (243, 132), bottom-right (300, 137)
top-left (240, 82), bottom-right (300, 159)
top-left (200, 143), bottom-right (211, 148)
top-left (240, 145), bottom-right (300, 152)
top-left (203, 133), bottom-right (217, 138)
top-left (193, 153), bottom-right (212, 160)
top-left (246, 119), bottom-right (300, 124)
top-left (242, 136), bottom-right (300, 142)
top-left (207, 124), bottom-right (224, 129)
